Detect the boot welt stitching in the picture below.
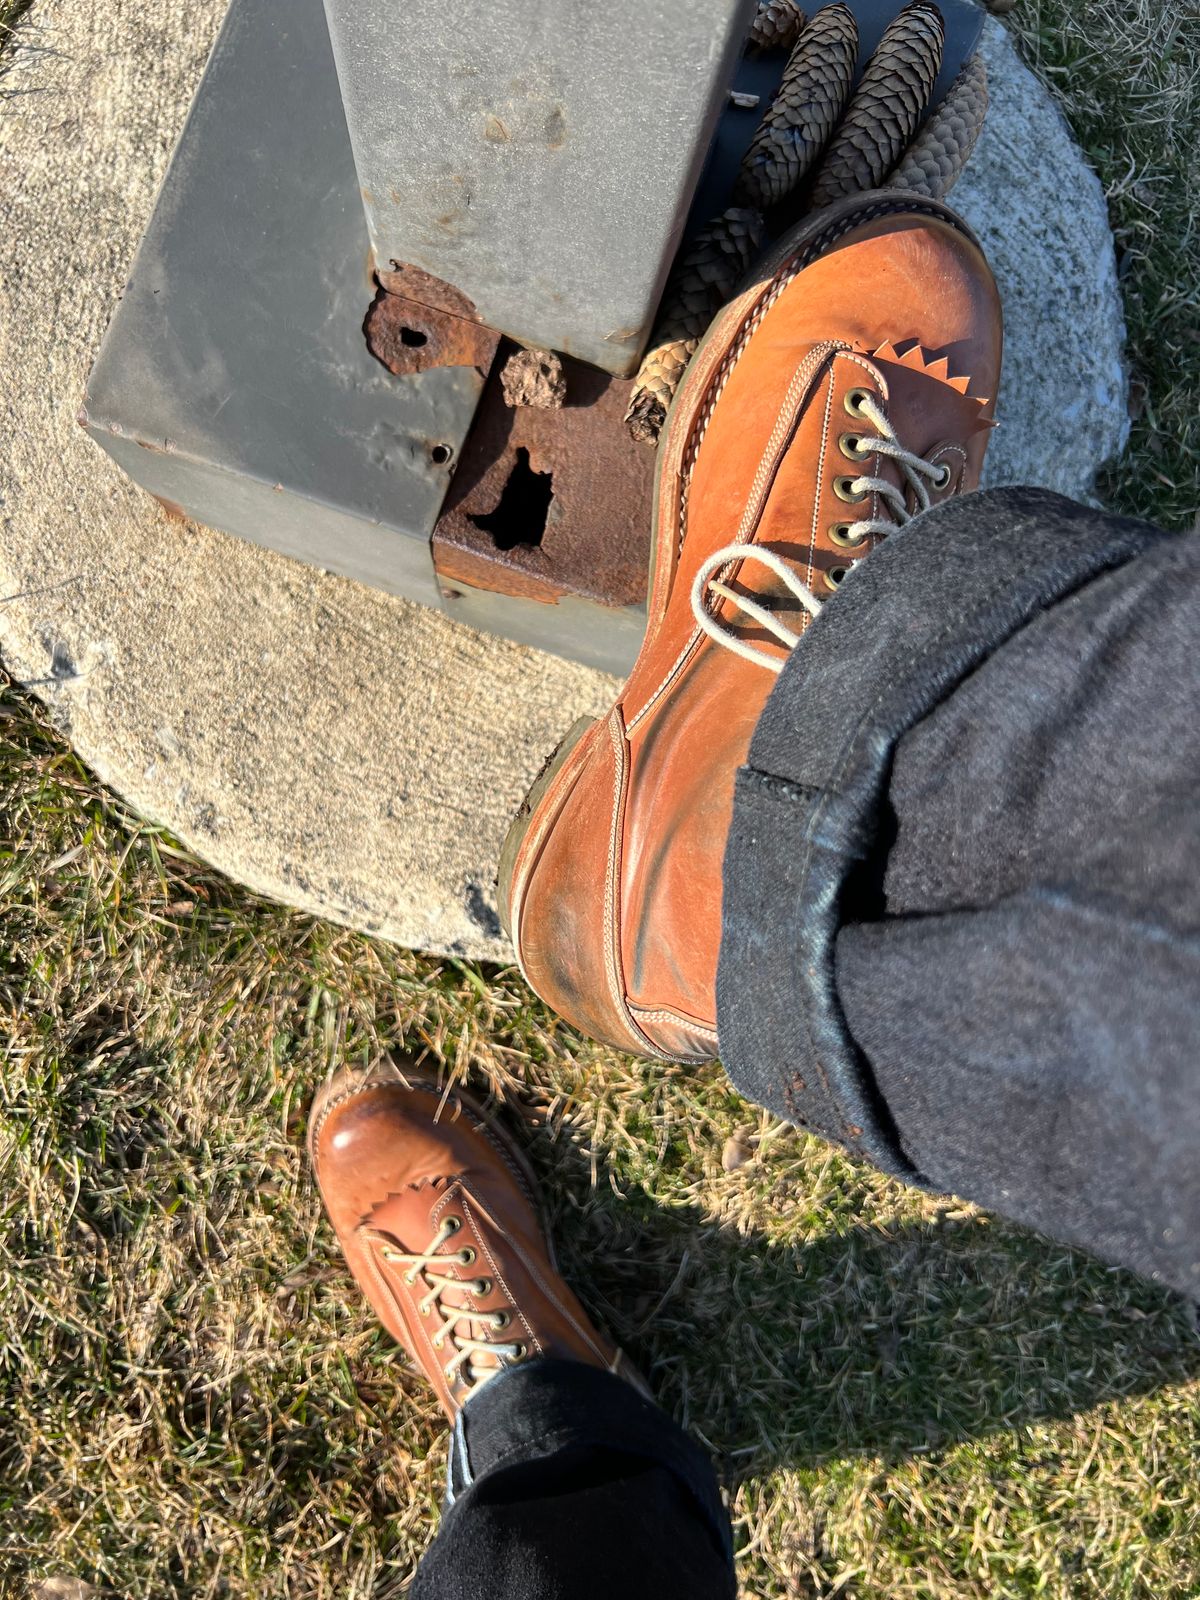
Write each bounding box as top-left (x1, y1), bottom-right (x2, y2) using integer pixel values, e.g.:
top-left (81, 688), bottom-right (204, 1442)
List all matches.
top-left (629, 1006), bottom-right (720, 1042)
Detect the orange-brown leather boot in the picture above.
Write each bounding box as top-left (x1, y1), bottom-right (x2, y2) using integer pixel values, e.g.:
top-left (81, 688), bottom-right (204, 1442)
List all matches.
top-left (499, 192), bottom-right (1002, 1063)
top-left (308, 1065), bottom-right (643, 1418)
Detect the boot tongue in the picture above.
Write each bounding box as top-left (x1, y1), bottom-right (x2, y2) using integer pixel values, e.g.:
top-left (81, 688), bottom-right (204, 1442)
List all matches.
top-left (867, 340), bottom-right (995, 463)
top-left (365, 1172), bottom-right (461, 1245)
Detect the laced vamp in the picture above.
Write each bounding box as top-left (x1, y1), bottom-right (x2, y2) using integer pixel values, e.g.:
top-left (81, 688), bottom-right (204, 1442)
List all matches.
top-left (690, 389), bottom-right (952, 674)
top-left (363, 1213), bottom-right (524, 1393)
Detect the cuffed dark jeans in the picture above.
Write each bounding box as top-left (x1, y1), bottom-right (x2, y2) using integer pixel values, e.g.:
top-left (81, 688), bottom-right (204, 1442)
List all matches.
top-left (414, 488), bottom-right (1199, 1598)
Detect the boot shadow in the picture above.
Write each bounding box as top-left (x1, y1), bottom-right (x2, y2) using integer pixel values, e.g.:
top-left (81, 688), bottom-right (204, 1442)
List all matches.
top-left (520, 1110), bottom-right (1199, 1483)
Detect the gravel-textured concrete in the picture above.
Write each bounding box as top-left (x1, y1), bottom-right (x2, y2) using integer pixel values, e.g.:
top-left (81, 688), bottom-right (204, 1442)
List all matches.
top-left (0, 6), bottom-right (1128, 959)
top-left (959, 21), bottom-right (1130, 494)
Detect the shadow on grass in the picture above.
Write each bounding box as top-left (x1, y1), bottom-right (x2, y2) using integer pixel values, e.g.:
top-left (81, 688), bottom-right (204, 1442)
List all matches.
top-left (532, 1129), bottom-right (1200, 1485)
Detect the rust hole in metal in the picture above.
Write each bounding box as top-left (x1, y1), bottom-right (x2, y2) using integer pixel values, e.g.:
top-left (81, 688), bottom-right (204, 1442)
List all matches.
top-left (430, 443), bottom-right (453, 465)
top-left (364, 270), bottom-right (498, 379)
top-left (432, 343), bottom-right (653, 609)
top-left (468, 447), bottom-right (553, 551)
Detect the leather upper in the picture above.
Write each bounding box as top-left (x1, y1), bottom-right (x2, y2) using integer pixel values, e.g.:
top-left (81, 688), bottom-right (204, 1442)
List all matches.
top-left (310, 1069), bottom-right (635, 1417)
top-left (508, 200), bottom-right (1003, 1063)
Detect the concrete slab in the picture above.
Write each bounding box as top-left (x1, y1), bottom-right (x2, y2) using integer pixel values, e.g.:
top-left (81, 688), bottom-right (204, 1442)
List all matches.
top-left (0, 4), bottom-right (1129, 960)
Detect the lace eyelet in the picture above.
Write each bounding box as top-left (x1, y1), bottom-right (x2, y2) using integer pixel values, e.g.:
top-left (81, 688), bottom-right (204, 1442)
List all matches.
top-left (844, 387), bottom-right (872, 417)
top-left (459, 1247), bottom-right (476, 1266)
top-left (829, 523), bottom-right (866, 550)
top-left (932, 462), bottom-right (953, 490)
top-left (493, 1310), bottom-right (511, 1330)
top-left (444, 1215), bottom-right (462, 1233)
top-left (838, 432), bottom-right (870, 461)
top-left (833, 476), bottom-right (867, 505)
top-left (474, 1278), bottom-right (492, 1297)
top-left (823, 566), bottom-right (850, 592)
top-left (513, 1343), bottom-right (529, 1360)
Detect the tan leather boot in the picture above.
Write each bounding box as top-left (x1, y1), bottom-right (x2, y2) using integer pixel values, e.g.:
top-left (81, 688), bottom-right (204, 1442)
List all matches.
top-left (308, 1065), bottom-right (643, 1418)
top-left (499, 192), bottom-right (1002, 1063)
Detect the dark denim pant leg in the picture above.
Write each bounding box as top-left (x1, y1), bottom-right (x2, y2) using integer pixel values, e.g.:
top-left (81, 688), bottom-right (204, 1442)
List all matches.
top-left (719, 487), bottom-right (1200, 1297)
top-left (411, 1359), bottom-right (735, 1600)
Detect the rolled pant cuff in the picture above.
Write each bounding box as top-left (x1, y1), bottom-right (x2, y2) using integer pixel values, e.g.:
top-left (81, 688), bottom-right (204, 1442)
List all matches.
top-left (716, 487), bottom-right (1164, 1180)
top-left (448, 1357), bottom-right (732, 1562)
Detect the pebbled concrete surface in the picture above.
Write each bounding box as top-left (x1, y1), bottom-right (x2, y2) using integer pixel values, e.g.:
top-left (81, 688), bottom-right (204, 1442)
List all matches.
top-left (0, 5), bottom-right (1128, 959)
top-left (959, 21), bottom-right (1130, 494)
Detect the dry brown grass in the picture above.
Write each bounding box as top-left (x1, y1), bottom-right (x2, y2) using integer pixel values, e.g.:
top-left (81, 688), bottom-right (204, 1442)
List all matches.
top-left (2, 1), bottom-right (1200, 1597)
top-left (2, 680), bottom-right (1198, 1600)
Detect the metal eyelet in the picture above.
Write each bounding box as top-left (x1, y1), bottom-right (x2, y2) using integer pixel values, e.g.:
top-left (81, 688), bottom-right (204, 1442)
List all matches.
top-left (839, 432), bottom-right (870, 461)
top-left (844, 387), bottom-right (872, 417)
top-left (830, 523), bottom-right (866, 549)
top-left (493, 1309), bottom-right (511, 1330)
top-left (459, 1247), bottom-right (476, 1266)
top-left (833, 475), bottom-right (867, 505)
top-left (513, 1343), bottom-right (529, 1360)
top-left (444, 1215), bottom-right (462, 1233)
top-left (932, 462), bottom-right (953, 490)
top-left (474, 1278), bottom-right (492, 1297)
top-left (823, 566), bottom-right (850, 592)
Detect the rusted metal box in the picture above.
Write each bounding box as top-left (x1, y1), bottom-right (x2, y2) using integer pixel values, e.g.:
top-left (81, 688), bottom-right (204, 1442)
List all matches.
top-left (84, 0), bottom-right (981, 676)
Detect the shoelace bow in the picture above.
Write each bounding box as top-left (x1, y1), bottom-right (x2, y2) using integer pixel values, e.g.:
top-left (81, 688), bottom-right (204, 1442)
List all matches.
top-left (690, 389), bottom-right (952, 674)
top-left (364, 1214), bottom-right (524, 1391)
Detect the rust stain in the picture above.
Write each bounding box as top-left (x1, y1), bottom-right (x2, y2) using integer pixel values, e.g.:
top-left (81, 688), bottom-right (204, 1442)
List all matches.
top-left (432, 343), bottom-right (653, 610)
top-left (376, 262), bottom-right (482, 322)
top-left (364, 268), bottom-right (498, 380)
top-left (152, 493), bottom-right (188, 523)
top-left (435, 542), bottom-right (568, 606)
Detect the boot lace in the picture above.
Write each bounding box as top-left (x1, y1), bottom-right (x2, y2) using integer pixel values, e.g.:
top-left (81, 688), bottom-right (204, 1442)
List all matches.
top-left (364, 1214), bottom-right (525, 1392)
top-left (690, 390), bottom-right (952, 674)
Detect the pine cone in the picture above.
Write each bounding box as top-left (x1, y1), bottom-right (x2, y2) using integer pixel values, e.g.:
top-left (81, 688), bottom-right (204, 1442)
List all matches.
top-left (626, 208), bottom-right (765, 444)
top-left (747, 0), bottom-right (807, 56)
top-left (735, 4), bottom-right (860, 209)
top-left (809, 1), bottom-right (945, 207)
top-left (888, 51), bottom-right (988, 199)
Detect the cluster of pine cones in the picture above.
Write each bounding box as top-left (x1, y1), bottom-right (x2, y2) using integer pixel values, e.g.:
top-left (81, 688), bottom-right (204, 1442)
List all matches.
top-left (625, 0), bottom-right (992, 444)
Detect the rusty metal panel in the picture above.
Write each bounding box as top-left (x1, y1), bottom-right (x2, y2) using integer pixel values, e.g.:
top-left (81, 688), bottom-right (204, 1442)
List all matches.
top-left (431, 350), bottom-right (655, 673)
top-left (322, 0), bottom-right (760, 375)
top-left (84, 0), bottom-right (986, 678)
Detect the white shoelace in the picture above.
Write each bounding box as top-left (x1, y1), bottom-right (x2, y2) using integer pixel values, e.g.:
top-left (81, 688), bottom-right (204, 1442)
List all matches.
top-left (690, 391), bottom-right (952, 674)
top-left (365, 1215), bottom-right (524, 1391)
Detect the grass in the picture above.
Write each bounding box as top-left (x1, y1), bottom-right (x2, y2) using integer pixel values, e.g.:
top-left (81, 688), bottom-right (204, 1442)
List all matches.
top-left (0, 0), bottom-right (29, 57)
top-left (1, 1), bottom-right (1199, 1597)
top-left (1006, 0), bottom-right (1200, 533)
